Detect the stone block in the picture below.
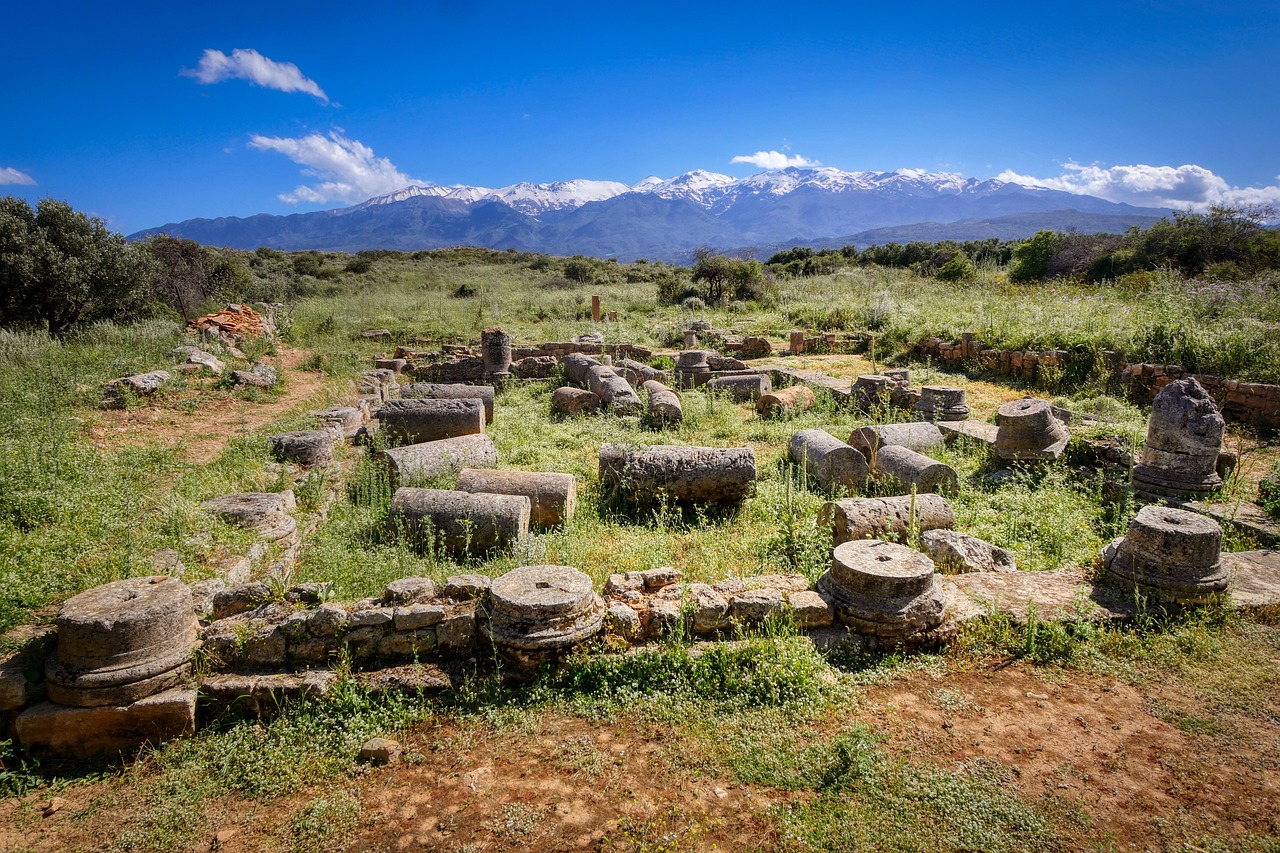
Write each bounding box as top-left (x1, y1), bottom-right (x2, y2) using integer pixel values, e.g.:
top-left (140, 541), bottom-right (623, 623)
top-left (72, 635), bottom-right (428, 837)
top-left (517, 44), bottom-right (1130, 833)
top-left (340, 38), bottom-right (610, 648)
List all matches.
top-left (16, 688), bottom-right (196, 758)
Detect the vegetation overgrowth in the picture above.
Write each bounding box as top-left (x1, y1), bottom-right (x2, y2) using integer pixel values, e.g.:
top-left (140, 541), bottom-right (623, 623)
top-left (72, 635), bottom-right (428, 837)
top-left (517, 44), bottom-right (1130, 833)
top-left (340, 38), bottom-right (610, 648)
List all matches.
top-left (2, 201), bottom-right (1280, 851)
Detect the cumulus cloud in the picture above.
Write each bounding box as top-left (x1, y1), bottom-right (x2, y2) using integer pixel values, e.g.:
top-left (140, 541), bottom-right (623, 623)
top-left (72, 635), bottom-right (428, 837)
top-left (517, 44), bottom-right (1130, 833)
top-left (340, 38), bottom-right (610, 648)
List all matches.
top-left (996, 161), bottom-right (1280, 211)
top-left (0, 167), bottom-right (36, 185)
top-left (185, 49), bottom-right (329, 103)
top-left (248, 131), bottom-right (417, 204)
top-left (730, 150), bottom-right (819, 170)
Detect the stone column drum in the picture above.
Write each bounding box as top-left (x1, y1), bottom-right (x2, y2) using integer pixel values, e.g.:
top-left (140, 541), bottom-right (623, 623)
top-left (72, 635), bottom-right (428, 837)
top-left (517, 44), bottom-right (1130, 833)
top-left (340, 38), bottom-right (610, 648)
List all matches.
top-left (599, 444), bottom-right (757, 504)
top-left (852, 375), bottom-right (892, 409)
top-left (455, 468), bottom-right (577, 528)
top-left (1102, 505), bottom-right (1229, 604)
top-left (45, 576), bottom-right (198, 707)
top-left (673, 350), bottom-right (713, 388)
top-left (706, 373), bottom-right (772, 402)
top-left (376, 434), bottom-right (499, 487)
top-left (481, 565), bottom-right (606, 680)
top-left (377, 398), bottom-right (486, 444)
top-left (757, 385), bottom-right (816, 417)
top-left (561, 353), bottom-right (601, 385)
top-left (388, 487), bottom-right (530, 554)
top-left (1132, 378), bottom-right (1225, 499)
top-left (480, 327), bottom-right (513, 380)
top-left (994, 397), bottom-right (1069, 461)
top-left (643, 380), bottom-right (683, 426)
top-left (868, 444), bottom-right (959, 495)
top-left (914, 386), bottom-right (970, 422)
top-left (848, 422), bottom-right (944, 459)
top-left (402, 382), bottom-right (496, 423)
top-left (789, 429), bottom-right (869, 492)
top-left (819, 494), bottom-right (955, 545)
top-left (819, 540), bottom-right (947, 640)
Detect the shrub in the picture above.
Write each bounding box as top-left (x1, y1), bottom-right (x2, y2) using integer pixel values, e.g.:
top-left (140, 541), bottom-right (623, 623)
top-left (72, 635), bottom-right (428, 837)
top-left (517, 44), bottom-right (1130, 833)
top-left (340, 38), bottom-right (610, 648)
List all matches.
top-left (563, 258), bottom-right (595, 283)
top-left (935, 255), bottom-right (977, 283)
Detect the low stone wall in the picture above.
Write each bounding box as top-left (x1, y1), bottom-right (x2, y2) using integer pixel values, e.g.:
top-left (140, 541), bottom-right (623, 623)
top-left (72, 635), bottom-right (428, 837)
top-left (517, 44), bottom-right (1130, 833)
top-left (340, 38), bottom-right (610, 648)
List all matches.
top-left (789, 330), bottom-right (869, 355)
top-left (914, 334), bottom-right (1280, 430)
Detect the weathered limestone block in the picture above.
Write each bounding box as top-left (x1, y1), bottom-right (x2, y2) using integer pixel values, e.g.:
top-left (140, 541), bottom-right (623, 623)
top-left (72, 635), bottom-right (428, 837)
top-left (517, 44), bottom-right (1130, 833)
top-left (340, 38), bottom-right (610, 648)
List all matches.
top-left (995, 397), bottom-right (1070, 461)
top-left (561, 353), bottom-right (601, 385)
top-left (359, 368), bottom-right (400, 402)
top-left (819, 494), bottom-right (956, 545)
top-left (756, 385), bottom-right (816, 417)
top-left (730, 588), bottom-right (786, 624)
top-left (401, 382), bottom-right (495, 423)
top-left (642, 567), bottom-right (683, 588)
top-left (1132, 378), bottom-right (1225, 499)
top-left (616, 358), bottom-right (666, 386)
top-left (171, 346), bottom-right (225, 376)
top-left (269, 430), bottom-right (335, 467)
top-left (212, 582), bottom-right (272, 620)
top-left (673, 350), bottom-right (713, 388)
top-left (45, 577), bottom-right (197, 708)
top-left (389, 488), bottom-right (530, 554)
top-left (1102, 505), bottom-right (1228, 604)
top-left (16, 688), bottom-right (196, 758)
top-left (688, 583), bottom-right (730, 634)
top-left (868, 444), bottom-right (959, 495)
top-left (706, 373), bottom-right (772, 402)
top-left (848, 423), bottom-right (945, 459)
top-left (587, 365), bottom-right (643, 414)
top-left (643, 380), bottom-right (683, 426)
top-left (441, 574), bottom-right (491, 600)
top-left (202, 671), bottom-right (338, 718)
top-left (914, 386), bottom-right (969, 422)
top-left (606, 602), bottom-right (642, 641)
top-left (481, 328), bottom-right (513, 380)
top-left (201, 492), bottom-right (297, 543)
top-left (821, 539), bottom-right (946, 639)
top-left (0, 626), bottom-right (56, 712)
top-left (376, 398), bottom-right (485, 444)
top-left (374, 358), bottom-right (408, 374)
top-left (512, 355), bottom-right (558, 380)
top-left (551, 386), bottom-right (601, 416)
top-left (787, 590), bottom-right (834, 628)
top-left (922, 530), bottom-right (1017, 573)
top-left (311, 406), bottom-right (364, 439)
top-left (455, 468), bottom-right (577, 528)
top-left (852, 375), bottom-right (892, 409)
top-left (789, 429), bottom-right (869, 492)
top-left (599, 444), bottom-right (757, 504)
top-left (102, 371), bottom-right (170, 408)
top-left (481, 565), bottom-right (605, 679)
top-left (231, 363), bottom-right (278, 389)
top-left (376, 435), bottom-right (499, 488)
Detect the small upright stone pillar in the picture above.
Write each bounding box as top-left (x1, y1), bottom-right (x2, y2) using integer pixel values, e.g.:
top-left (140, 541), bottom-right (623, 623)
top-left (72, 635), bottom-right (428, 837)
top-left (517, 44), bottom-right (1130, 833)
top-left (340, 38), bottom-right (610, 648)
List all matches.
top-left (1132, 378), bottom-right (1225, 500)
top-left (683, 330), bottom-right (698, 349)
top-left (790, 330), bottom-right (805, 355)
top-left (914, 386), bottom-right (970, 422)
top-left (591, 295), bottom-right (602, 322)
top-left (819, 540), bottom-right (947, 642)
top-left (480, 328), bottom-right (513, 380)
top-left (1102, 505), bottom-right (1228, 604)
top-left (852, 375), bottom-right (891, 409)
top-left (994, 397), bottom-right (1069, 461)
top-left (481, 565), bottom-right (605, 681)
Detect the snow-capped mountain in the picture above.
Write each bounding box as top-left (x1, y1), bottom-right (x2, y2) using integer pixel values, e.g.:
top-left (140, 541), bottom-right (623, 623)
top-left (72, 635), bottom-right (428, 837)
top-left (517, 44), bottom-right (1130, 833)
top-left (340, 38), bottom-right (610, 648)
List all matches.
top-left (133, 166), bottom-right (1173, 261)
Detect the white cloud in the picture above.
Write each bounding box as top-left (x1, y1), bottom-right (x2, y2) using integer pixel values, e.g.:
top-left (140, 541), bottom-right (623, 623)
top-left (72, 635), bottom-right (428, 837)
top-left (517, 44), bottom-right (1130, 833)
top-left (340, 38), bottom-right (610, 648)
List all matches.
top-left (996, 161), bottom-right (1280, 211)
top-left (0, 167), bottom-right (36, 185)
top-left (248, 131), bottom-right (417, 204)
top-left (185, 49), bottom-right (329, 103)
top-left (730, 150), bottom-right (819, 170)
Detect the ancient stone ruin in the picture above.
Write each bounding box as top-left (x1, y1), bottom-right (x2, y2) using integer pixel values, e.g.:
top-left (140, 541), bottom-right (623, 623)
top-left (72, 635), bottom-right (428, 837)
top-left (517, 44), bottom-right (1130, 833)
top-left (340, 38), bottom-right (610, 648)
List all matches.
top-left (1102, 505), bottom-right (1229, 604)
top-left (1131, 378), bottom-right (1225, 500)
top-left (819, 539), bottom-right (951, 648)
top-left (598, 444), bottom-right (757, 505)
top-left (913, 385), bottom-right (970, 422)
top-left (994, 397), bottom-right (1070, 462)
top-left (481, 565), bottom-right (605, 681)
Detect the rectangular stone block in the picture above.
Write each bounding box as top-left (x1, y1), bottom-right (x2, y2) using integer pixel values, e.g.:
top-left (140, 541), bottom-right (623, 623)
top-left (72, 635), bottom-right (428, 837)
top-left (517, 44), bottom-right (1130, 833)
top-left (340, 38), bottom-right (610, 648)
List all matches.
top-left (16, 689), bottom-right (196, 758)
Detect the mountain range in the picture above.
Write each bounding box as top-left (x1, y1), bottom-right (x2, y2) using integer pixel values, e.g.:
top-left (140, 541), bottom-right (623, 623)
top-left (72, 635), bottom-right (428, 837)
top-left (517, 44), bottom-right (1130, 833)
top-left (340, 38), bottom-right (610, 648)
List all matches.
top-left (131, 167), bottom-right (1173, 262)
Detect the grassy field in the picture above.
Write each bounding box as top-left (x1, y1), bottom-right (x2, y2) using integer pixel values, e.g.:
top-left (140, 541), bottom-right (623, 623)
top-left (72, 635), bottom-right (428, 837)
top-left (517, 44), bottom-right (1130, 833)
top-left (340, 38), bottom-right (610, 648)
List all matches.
top-left (2, 250), bottom-right (1279, 852)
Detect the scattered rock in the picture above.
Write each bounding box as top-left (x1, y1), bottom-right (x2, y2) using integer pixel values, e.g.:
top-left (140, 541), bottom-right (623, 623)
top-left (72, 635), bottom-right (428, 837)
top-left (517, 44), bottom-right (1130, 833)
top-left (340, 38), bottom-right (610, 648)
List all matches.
top-left (922, 530), bottom-right (1017, 573)
top-left (359, 737), bottom-right (403, 765)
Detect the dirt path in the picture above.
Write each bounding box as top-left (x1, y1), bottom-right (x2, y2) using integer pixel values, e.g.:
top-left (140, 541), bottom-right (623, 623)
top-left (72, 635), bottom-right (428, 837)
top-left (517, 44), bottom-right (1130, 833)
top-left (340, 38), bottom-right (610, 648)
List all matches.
top-left (87, 346), bottom-right (344, 464)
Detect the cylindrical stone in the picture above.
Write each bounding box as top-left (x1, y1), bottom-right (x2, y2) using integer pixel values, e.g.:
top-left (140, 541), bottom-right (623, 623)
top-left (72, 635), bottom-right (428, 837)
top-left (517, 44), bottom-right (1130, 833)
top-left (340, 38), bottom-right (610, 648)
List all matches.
top-left (883, 368), bottom-right (910, 385)
top-left (561, 353), bottom-right (600, 386)
top-left (643, 380), bottom-right (683, 426)
top-left (819, 494), bottom-right (955, 545)
top-left (311, 406), bottom-right (364, 439)
top-left (388, 487), bottom-right (530, 554)
top-left (1104, 505), bottom-right (1228, 604)
top-left (674, 350), bottom-right (713, 388)
top-left (853, 375), bottom-right (892, 408)
top-left (1132, 378), bottom-right (1225, 498)
top-left (756, 385), bottom-right (816, 417)
top-left (616, 359), bottom-right (665, 387)
top-left (869, 444), bottom-right (959, 494)
top-left (401, 383), bottom-right (495, 423)
top-left (914, 386), bottom-right (970, 421)
top-left (551, 386), bottom-right (601, 416)
top-left (995, 397), bottom-right (1070, 461)
top-left (848, 423), bottom-right (945, 459)
top-left (587, 365), bottom-right (643, 415)
top-left (377, 398), bottom-right (485, 444)
top-left (482, 565), bottom-right (605, 680)
top-left (480, 327), bottom-right (513, 379)
top-left (683, 330), bottom-right (698, 348)
top-left (789, 429), bottom-right (869, 492)
top-left (599, 444), bottom-right (757, 504)
top-left (706, 373), bottom-right (772, 402)
top-left (269, 430), bottom-right (334, 467)
top-left (45, 576), bottom-right (198, 707)
top-left (824, 539), bottom-right (946, 637)
top-left (376, 434), bottom-right (499, 487)
top-left (455, 468), bottom-right (577, 528)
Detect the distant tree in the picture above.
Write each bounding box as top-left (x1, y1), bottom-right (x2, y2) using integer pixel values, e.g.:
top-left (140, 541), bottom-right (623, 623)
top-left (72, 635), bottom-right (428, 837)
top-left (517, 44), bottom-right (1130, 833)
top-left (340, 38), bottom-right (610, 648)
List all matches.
top-left (935, 254), bottom-right (977, 283)
top-left (145, 234), bottom-right (249, 320)
top-left (563, 257), bottom-right (596, 283)
top-left (1008, 230), bottom-right (1062, 283)
top-left (0, 197), bottom-right (152, 333)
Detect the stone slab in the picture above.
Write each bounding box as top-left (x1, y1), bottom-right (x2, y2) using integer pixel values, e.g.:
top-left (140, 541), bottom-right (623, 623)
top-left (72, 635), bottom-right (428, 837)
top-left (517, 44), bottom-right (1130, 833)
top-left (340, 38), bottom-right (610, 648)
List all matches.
top-left (938, 419), bottom-right (999, 446)
top-left (1222, 550), bottom-right (1280, 608)
top-left (951, 570), bottom-right (1137, 623)
top-left (1174, 500), bottom-right (1280, 547)
top-left (16, 688), bottom-right (196, 757)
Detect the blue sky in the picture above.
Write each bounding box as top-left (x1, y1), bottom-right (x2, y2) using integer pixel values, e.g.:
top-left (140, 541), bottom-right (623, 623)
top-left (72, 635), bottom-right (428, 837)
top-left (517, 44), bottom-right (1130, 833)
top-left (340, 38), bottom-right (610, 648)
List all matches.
top-left (3, 0), bottom-right (1278, 232)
